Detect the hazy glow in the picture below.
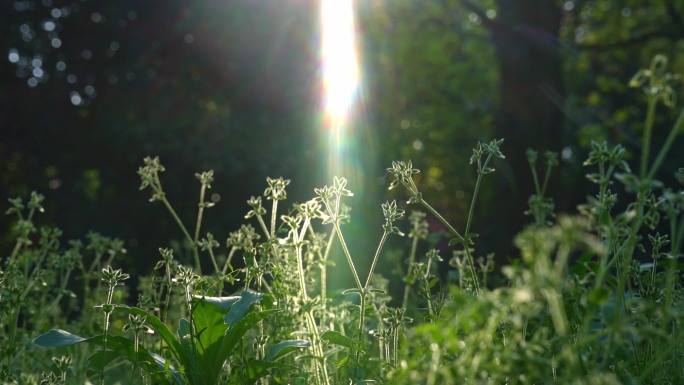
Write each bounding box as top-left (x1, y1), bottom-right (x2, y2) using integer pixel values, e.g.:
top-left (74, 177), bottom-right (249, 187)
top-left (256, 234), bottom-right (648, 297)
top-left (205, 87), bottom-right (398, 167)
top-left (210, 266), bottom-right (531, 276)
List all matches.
top-left (321, 0), bottom-right (359, 173)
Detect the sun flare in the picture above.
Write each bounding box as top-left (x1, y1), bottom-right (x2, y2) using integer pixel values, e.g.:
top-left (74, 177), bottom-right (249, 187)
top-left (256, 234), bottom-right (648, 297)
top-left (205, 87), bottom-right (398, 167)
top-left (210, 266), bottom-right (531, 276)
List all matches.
top-left (320, 0), bottom-right (360, 175)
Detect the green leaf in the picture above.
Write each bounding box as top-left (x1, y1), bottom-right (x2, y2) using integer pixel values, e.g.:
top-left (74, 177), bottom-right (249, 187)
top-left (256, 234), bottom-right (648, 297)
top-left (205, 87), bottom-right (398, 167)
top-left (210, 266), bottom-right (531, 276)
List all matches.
top-left (190, 298), bottom-right (233, 383)
top-left (84, 337), bottom-right (156, 369)
top-left (240, 359), bottom-right (272, 384)
top-left (265, 339), bottom-right (310, 362)
top-left (35, 330), bottom-right (178, 384)
top-left (321, 331), bottom-right (354, 348)
top-left (217, 309), bottom-right (274, 365)
top-left (193, 294), bottom-right (241, 312)
top-left (178, 318), bottom-right (191, 340)
top-left (117, 307), bottom-right (190, 371)
top-left (192, 297), bottom-right (230, 349)
top-left (190, 291), bottom-right (267, 385)
top-left (33, 329), bottom-right (86, 347)
top-left (223, 289), bottom-right (263, 326)
top-left (335, 354), bottom-right (350, 368)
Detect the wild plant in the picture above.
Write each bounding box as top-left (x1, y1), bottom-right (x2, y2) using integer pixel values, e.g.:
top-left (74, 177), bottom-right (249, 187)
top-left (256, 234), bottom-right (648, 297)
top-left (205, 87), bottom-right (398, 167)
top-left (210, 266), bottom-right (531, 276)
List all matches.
top-left (389, 54), bottom-right (684, 384)
top-left (5, 53), bottom-right (683, 385)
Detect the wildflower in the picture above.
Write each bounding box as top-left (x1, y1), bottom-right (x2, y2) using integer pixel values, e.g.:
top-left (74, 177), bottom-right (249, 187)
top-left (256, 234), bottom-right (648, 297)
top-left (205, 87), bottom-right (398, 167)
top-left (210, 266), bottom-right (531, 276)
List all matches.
top-left (263, 177), bottom-right (290, 201)
top-left (382, 200), bottom-right (405, 236)
top-left (245, 196), bottom-right (266, 219)
top-left (629, 54), bottom-right (680, 108)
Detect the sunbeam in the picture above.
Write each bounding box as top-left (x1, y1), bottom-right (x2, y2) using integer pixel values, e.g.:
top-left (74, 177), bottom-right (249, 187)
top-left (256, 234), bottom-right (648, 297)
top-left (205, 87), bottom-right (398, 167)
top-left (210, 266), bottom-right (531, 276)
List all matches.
top-left (320, 0), bottom-right (360, 176)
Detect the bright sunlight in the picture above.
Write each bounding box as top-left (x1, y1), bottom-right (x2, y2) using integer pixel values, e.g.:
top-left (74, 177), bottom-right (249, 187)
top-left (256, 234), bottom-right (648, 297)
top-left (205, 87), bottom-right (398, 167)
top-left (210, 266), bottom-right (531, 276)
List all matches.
top-left (320, 0), bottom-right (360, 175)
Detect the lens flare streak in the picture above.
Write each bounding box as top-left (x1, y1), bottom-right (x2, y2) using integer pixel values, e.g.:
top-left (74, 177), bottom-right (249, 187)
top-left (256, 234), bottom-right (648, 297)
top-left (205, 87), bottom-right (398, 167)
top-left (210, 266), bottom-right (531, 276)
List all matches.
top-left (320, 0), bottom-right (360, 175)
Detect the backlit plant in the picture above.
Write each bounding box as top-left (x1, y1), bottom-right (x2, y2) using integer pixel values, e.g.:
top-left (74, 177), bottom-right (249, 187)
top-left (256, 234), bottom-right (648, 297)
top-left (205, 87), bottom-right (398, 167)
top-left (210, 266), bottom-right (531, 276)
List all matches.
top-left (0, 54), bottom-right (682, 385)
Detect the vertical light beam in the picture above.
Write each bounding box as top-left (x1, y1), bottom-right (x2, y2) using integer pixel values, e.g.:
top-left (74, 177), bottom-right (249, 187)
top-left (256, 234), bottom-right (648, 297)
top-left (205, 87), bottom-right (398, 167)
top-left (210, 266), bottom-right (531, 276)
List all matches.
top-left (321, 0), bottom-right (360, 176)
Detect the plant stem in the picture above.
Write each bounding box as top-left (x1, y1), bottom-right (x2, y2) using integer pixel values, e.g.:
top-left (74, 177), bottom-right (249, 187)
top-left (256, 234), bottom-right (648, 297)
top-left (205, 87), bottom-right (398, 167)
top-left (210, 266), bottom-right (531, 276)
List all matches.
top-left (222, 246), bottom-right (237, 275)
top-left (466, 154), bottom-right (493, 236)
top-left (530, 164), bottom-right (541, 195)
top-left (355, 291), bottom-right (367, 374)
top-left (321, 229), bottom-right (335, 302)
top-left (648, 108), bottom-right (684, 179)
top-left (254, 214), bottom-right (270, 240)
top-left (193, 183), bottom-right (208, 272)
top-left (364, 231), bottom-right (388, 289)
top-left (402, 236), bottom-right (419, 311)
top-left (270, 200), bottom-right (278, 238)
top-left (424, 258), bottom-right (434, 318)
top-left (333, 223), bottom-right (363, 291)
top-left (207, 247), bottom-right (220, 275)
top-left (160, 196), bottom-right (200, 273)
top-left (418, 199), bottom-right (464, 243)
top-left (294, 219), bottom-right (329, 385)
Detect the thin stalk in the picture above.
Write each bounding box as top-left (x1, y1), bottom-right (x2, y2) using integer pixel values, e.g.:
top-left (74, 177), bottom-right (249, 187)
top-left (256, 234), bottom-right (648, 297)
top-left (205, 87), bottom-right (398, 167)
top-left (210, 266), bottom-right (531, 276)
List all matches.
top-left (402, 236), bottom-right (419, 311)
top-left (296, 219), bottom-right (311, 298)
top-left (294, 219), bottom-right (330, 385)
top-left (101, 285), bottom-right (116, 385)
top-left (530, 164), bottom-right (541, 195)
top-left (460, 154), bottom-right (494, 295)
top-left (364, 231), bottom-right (389, 289)
top-left (221, 246), bottom-right (237, 275)
top-left (270, 200), bottom-right (278, 238)
top-left (193, 183), bottom-right (207, 257)
top-left (193, 183), bottom-right (207, 274)
top-left (354, 291), bottom-right (368, 374)
top-left (207, 247), bottom-right (220, 275)
top-left (160, 196), bottom-right (200, 273)
top-left (371, 302), bottom-right (386, 365)
top-left (255, 214), bottom-right (271, 240)
top-left (648, 108), bottom-right (684, 179)
top-left (675, 216), bottom-right (684, 254)
top-left (640, 97), bottom-right (657, 178)
top-left (307, 226), bottom-right (335, 304)
top-left (162, 264), bottom-right (172, 324)
top-left (333, 223), bottom-right (363, 290)
top-left (392, 326), bottom-right (399, 366)
top-left (424, 258), bottom-right (434, 318)
top-left (418, 199), bottom-right (464, 243)
top-left (321, 229), bottom-right (335, 301)
top-left (465, 154), bottom-right (492, 236)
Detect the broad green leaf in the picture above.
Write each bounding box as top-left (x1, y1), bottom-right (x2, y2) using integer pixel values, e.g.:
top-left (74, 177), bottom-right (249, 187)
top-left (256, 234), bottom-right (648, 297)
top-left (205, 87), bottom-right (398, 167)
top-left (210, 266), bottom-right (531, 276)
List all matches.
top-left (193, 294), bottom-right (241, 311)
top-left (265, 339), bottom-right (310, 362)
top-left (223, 289), bottom-right (263, 326)
top-left (216, 309), bottom-right (275, 366)
top-left (321, 330), bottom-right (354, 348)
top-left (192, 297), bottom-right (230, 350)
top-left (84, 336), bottom-right (158, 372)
top-left (190, 291), bottom-right (267, 385)
top-left (191, 298), bottom-right (233, 383)
top-left (33, 329), bottom-right (86, 347)
top-left (35, 330), bottom-right (179, 384)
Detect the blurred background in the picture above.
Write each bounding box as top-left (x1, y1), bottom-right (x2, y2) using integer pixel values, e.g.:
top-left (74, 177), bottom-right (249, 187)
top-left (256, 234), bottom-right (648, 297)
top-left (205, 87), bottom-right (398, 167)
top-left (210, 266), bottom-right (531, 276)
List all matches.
top-left (1, 0), bottom-right (683, 285)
